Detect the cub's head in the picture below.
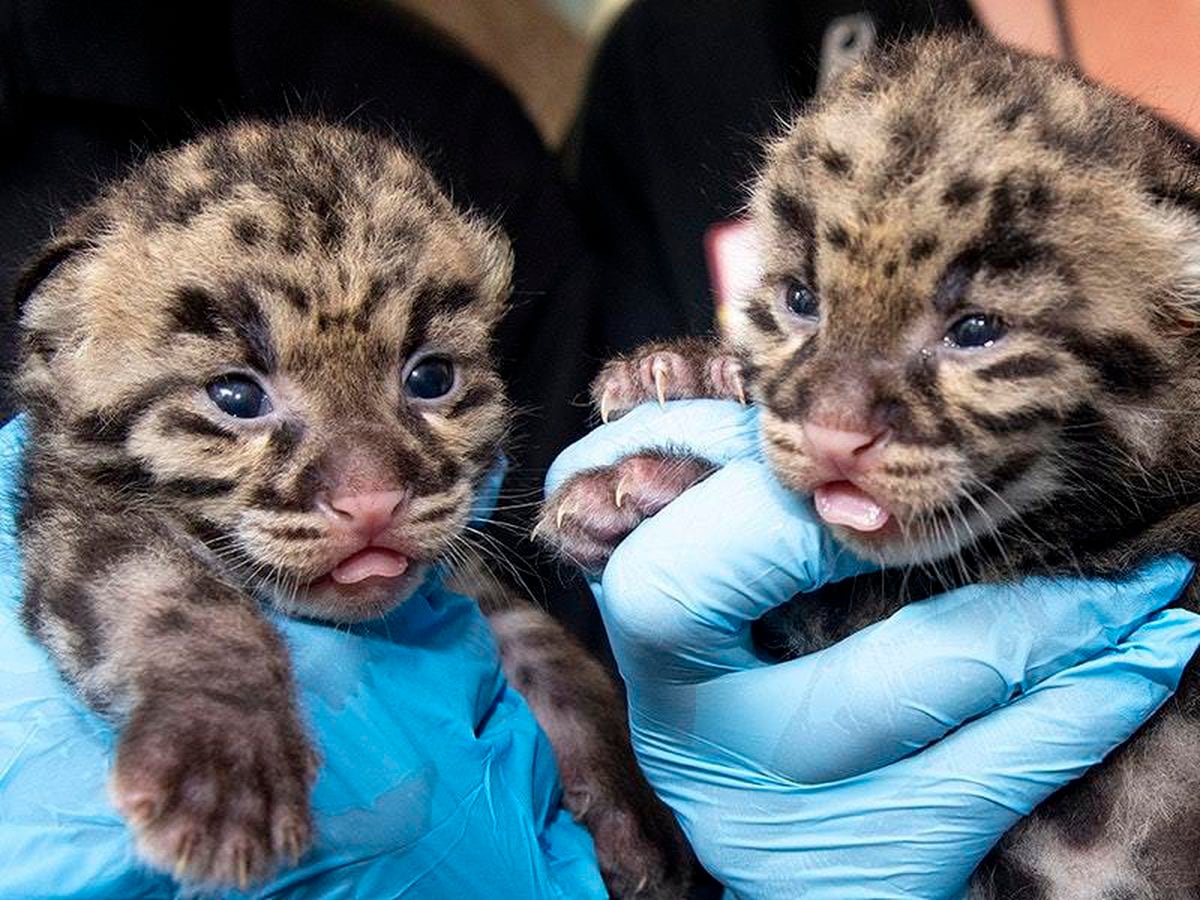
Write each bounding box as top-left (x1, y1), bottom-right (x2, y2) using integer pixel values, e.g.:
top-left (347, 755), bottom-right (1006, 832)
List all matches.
top-left (730, 35), bottom-right (1200, 568)
top-left (17, 121), bottom-right (512, 620)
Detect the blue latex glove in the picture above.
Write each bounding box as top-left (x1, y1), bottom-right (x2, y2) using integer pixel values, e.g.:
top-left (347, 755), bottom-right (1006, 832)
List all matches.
top-left (0, 418), bottom-right (606, 900)
top-left (547, 400), bottom-right (1200, 900)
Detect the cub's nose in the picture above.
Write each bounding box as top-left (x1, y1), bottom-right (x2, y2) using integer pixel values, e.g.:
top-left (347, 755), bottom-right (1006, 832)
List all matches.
top-left (801, 422), bottom-right (890, 474)
top-left (321, 489), bottom-right (408, 541)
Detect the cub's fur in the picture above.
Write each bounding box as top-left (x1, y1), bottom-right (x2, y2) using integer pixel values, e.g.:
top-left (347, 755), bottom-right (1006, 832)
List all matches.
top-left (541, 35), bottom-right (1200, 898)
top-left (15, 120), bottom-right (688, 896)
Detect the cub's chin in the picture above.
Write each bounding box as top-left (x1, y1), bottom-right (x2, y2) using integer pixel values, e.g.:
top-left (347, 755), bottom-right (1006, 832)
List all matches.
top-left (823, 518), bottom-right (969, 569)
top-left (269, 562), bottom-right (432, 623)
top-left (793, 478), bottom-right (992, 570)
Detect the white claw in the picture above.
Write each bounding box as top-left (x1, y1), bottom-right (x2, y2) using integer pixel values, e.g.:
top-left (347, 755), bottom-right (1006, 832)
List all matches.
top-left (600, 387), bottom-right (615, 424)
top-left (652, 358), bottom-right (669, 408)
top-left (556, 503), bottom-right (570, 530)
top-left (174, 838), bottom-right (193, 880)
top-left (614, 477), bottom-right (630, 509)
top-left (236, 850), bottom-right (250, 891)
top-left (732, 366), bottom-right (747, 405)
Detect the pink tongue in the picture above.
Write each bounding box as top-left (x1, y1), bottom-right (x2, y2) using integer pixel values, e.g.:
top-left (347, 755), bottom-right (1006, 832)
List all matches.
top-left (814, 482), bottom-right (891, 532)
top-left (331, 548), bottom-right (409, 585)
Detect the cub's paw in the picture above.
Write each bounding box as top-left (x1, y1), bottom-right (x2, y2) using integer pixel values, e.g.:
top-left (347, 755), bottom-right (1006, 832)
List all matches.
top-left (580, 788), bottom-right (693, 899)
top-left (110, 695), bottom-right (318, 889)
top-left (591, 338), bottom-right (747, 423)
top-left (537, 451), bottom-right (714, 570)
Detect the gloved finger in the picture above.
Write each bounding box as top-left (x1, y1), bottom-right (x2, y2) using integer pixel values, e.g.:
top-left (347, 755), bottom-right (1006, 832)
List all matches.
top-left (629, 556), bottom-right (1194, 782)
top-left (545, 400), bottom-right (760, 496)
top-left (888, 606), bottom-right (1200, 845)
top-left (598, 457), bottom-right (874, 678)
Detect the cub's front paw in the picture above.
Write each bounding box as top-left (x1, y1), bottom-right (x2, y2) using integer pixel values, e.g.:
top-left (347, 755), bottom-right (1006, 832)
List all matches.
top-left (537, 452), bottom-right (714, 570)
top-left (111, 694), bottom-right (318, 889)
top-left (581, 789), bottom-right (693, 900)
top-left (591, 338), bottom-right (747, 423)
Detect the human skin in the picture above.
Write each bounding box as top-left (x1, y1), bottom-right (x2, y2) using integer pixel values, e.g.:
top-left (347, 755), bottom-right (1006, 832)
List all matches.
top-left (973, 0), bottom-right (1200, 137)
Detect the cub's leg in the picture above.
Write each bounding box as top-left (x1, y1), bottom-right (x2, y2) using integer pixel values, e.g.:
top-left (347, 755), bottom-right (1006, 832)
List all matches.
top-left (20, 506), bottom-right (316, 889)
top-left (487, 604), bottom-right (693, 899)
top-left (539, 339), bottom-right (743, 568)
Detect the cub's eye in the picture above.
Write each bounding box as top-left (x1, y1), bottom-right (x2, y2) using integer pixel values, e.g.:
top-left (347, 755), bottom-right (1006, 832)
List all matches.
top-left (944, 314), bottom-right (1006, 349)
top-left (206, 375), bottom-right (272, 419)
top-left (781, 280), bottom-right (818, 318)
top-left (405, 356), bottom-right (456, 400)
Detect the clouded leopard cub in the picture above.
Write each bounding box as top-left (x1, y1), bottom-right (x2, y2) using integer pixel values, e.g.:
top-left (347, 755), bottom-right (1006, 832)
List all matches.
top-left (540, 34), bottom-right (1200, 898)
top-left (14, 120), bottom-right (688, 896)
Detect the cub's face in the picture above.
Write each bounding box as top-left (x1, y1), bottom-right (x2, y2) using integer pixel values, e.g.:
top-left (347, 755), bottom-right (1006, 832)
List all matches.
top-left (18, 122), bottom-right (512, 621)
top-left (729, 37), bottom-right (1200, 567)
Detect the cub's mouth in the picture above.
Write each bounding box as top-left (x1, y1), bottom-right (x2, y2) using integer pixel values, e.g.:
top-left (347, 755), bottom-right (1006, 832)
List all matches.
top-left (277, 545), bottom-right (432, 622)
top-left (327, 546), bottom-right (410, 585)
top-left (812, 481), bottom-right (893, 533)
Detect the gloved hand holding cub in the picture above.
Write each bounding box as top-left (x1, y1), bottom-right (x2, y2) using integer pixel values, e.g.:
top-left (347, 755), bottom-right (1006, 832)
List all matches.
top-left (541, 399), bottom-right (1200, 900)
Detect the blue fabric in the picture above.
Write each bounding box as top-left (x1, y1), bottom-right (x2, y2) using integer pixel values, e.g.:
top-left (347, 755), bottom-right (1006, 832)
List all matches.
top-left (0, 418), bottom-right (605, 899)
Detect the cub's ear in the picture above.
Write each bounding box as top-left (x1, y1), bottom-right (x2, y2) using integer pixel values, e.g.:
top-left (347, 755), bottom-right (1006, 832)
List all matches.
top-left (12, 236), bottom-right (96, 315)
top-left (476, 223), bottom-right (515, 319)
top-left (1145, 162), bottom-right (1200, 326)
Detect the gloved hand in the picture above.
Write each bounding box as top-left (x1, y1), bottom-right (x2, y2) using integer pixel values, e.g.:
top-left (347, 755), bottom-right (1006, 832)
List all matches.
top-left (0, 418), bottom-right (605, 900)
top-left (547, 400), bottom-right (1200, 900)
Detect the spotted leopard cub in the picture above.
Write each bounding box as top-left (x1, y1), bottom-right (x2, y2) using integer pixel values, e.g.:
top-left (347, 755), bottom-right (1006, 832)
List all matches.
top-left (15, 121), bottom-right (688, 896)
top-left (541, 35), bottom-right (1200, 898)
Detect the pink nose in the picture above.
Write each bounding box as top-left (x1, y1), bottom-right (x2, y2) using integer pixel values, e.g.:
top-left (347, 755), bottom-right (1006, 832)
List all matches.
top-left (322, 489), bottom-right (408, 540)
top-left (802, 422), bottom-right (889, 473)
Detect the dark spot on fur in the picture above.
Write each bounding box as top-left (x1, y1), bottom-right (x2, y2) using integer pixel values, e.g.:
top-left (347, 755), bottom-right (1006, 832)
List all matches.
top-left (410, 497), bottom-right (462, 523)
top-left (942, 175), bottom-right (984, 208)
top-left (282, 283), bottom-right (309, 313)
top-left (977, 353), bottom-right (1060, 381)
top-left (825, 225), bottom-right (850, 250)
top-left (278, 213), bottom-right (305, 255)
top-left (744, 297), bottom-right (782, 335)
top-left (72, 376), bottom-right (189, 445)
top-left (166, 189), bottom-right (207, 227)
top-left (882, 463), bottom-right (938, 477)
top-left (232, 217), bottom-right (265, 246)
top-left (267, 422), bottom-right (303, 462)
top-left (159, 409), bottom-right (236, 441)
top-left (965, 405), bottom-right (1064, 435)
top-left (931, 255), bottom-right (979, 316)
top-left (250, 485), bottom-right (305, 513)
top-left (768, 191), bottom-right (815, 239)
top-left (986, 449), bottom-right (1042, 493)
top-left (400, 282), bottom-right (482, 359)
top-left (150, 608), bottom-right (193, 634)
top-left (85, 460), bottom-right (156, 492)
top-left (159, 477), bottom-right (237, 499)
top-left (446, 383), bottom-right (499, 418)
top-left (997, 97), bottom-right (1034, 130)
top-left (880, 112), bottom-right (939, 187)
top-left (354, 275), bottom-right (392, 332)
top-left (819, 148), bottom-right (852, 176)
top-left (170, 286), bottom-right (223, 338)
top-left (909, 234), bottom-right (940, 263)
top-left (228, 283), bottom-right (277, 372)
top-left (260, 525), bottom-right (325, 541)
top-left (762, 339), bottom-right (819, 416)
top-left (1149, 179), bottom-right (1200, 217)
top-left (1055, 330), bottom-right (1166, 397)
